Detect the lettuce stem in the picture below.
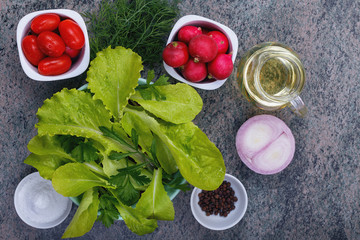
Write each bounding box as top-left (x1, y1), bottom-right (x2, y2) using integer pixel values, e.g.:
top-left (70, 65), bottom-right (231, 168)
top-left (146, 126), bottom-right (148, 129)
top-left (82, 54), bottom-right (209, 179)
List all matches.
top-left (84, 162), bottom-right (107, 178)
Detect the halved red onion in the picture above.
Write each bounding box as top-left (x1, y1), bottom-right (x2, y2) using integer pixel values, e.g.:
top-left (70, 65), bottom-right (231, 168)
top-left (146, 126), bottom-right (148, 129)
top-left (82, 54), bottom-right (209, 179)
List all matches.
top-left (235, 115), bottom-right (295, 175)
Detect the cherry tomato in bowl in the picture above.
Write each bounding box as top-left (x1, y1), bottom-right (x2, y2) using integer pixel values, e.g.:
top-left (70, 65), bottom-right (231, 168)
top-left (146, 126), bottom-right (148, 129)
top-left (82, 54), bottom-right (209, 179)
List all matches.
top-left (37, 31), bottom-right (65, 57)
top-left (30, 13), bottom-right (60, 34)
top-left (38, 54), bottom-right (72, 76)
top-left (59, 19), bottom-right (85, 50)
top-left (65, 46), bottom-right (80, 59)
top-left (21, 35), bottom-right (46, 66)
top-left (17, 9), bottom-right (90, 81)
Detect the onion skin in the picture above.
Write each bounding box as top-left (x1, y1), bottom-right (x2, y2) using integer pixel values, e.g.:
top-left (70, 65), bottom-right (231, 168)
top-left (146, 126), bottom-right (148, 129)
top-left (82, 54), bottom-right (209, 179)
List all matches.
top-left (235, 115), bottom-right (295, 175)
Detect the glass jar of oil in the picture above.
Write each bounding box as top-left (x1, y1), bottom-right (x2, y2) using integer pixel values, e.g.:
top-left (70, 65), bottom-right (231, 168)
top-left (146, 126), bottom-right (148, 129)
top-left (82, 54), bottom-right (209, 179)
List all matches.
top-left (237, 42), bottom-right (307, 117)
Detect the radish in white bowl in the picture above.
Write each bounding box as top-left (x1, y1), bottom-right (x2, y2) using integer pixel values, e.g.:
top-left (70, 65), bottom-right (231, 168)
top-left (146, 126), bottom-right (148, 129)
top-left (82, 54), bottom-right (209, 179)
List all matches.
top-left (235, 115), bottom-right (295, 175)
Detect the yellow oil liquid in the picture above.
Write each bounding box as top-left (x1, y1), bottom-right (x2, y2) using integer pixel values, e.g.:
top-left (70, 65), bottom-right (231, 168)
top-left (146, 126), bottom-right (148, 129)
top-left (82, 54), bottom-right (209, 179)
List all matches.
top-left (238, 44), bottom-right (305, 110)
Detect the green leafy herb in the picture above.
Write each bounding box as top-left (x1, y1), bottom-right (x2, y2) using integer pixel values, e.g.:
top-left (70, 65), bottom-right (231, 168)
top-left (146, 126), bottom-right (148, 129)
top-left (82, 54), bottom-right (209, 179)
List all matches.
top-left (71, 142), bottom-right (98, 163)
top-left (82, 0), bottom-right (179, 65)
top-left (123, 108), bottom-right (225, 191)
top-left (111, 163), bottom-right (151, 186)
top-left (99, 126), bottom-right (131, 148)
top-left (112, 174), bottom-right (140, 206)
top-left (163, 171), bottom-right (191, 192)
top-left (109, 152), bottom-right (136, 161)
top-left (131, 128), bottom-right (139, 149)
top-left (97, 194), bottom-right (120, 228)
top-left (109, 162), bottom-right (151, 205)
top-left (137, 70), bottom-right (169, 101)
top-left (25, 47), bottom-right (225, 237)
top-left (149, 138), bottom-right (161, 168)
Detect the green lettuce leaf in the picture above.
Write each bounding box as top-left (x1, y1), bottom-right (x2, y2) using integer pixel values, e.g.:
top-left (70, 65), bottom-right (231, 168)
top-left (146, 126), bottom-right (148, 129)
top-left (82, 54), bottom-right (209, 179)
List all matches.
top-left (131, 83), bottom-right (203, 124)
top-left (52, 163), bottom-right (114, 197)
top-left (115, 202), bottom-right (158, 235)
top-left (121, 111), bottom-right (177, 174)
top-left (123, 108), bottom-right (225, 190)
top-left (86, 46), bottom-right (143, 121)
top-left (136, 168), bottom-right (174, 220)
top-left (35, 89), bottom-right (139, 157)
top-left (36, 89), bottom-right (112, 139)
top-left (24, 153), bottom-right (70, 180)
top-left (27, 135), bottom-right (75, 160)
top-left (62, 188), bottom-right (100, 238)
top-left (102, 153), bottom-right (125, 177)
top-left (71, 141), bottom-right (99, 163)
top-left (153, 134), bottom-right (178, 175)
top-left (25, 135), bottom-right (77, 179)
top-left (103, 156), bottom-right (152, 191)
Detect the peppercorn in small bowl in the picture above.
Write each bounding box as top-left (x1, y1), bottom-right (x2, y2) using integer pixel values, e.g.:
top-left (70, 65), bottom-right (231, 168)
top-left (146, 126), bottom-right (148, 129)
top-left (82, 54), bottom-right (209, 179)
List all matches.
top-left (190, 173), bottom-right (248, 230)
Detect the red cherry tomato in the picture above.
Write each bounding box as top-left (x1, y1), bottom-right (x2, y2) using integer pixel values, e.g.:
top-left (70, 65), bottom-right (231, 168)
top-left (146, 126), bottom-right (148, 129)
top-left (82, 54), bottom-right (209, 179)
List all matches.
top-left (21, 35), bottom-right (46, 66)
top-left (65, 46), bottom-right (81, 58)
top-left (31, 13), bottom-right (60, 34)
top-left (38, 54), bottom-right (72, 76)
top-left (37, 31), bottom-right (65, 57)
top-left (59, 19), bottom-right (85, 50)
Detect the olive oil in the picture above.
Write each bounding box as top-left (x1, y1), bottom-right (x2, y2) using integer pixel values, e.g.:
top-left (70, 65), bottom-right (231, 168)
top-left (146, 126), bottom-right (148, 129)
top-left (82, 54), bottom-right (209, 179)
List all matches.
top-left (237, 42), bottom-right (306, 114)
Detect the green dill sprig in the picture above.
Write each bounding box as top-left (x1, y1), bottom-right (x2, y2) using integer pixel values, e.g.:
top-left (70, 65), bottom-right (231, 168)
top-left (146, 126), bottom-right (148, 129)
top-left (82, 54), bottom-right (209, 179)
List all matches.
top-left (82, 0), bottom-right (179, 65)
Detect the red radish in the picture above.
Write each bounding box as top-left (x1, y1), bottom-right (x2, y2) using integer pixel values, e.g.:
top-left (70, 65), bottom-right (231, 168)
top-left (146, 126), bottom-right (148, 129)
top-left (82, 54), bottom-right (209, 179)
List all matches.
top-left (188, 34), bottom-right (218, 63)
top-left (181, 58), bottom-right (207, 82)
top-left (235, 115), bottom-right (295, 175)
top-left (208, 53), bottom-right (233, 80)
top-left (162, 41), bottom-right (189, 68)
top-left (207, 31), bottom-right (229, 54)
top-left (177, 26), bottom-right (202, 44)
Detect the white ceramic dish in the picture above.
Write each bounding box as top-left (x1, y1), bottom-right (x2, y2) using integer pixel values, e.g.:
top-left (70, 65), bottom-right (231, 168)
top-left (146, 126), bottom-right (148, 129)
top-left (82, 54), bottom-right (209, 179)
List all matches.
top-left (14, 172), bottom-right (72, 229)
top-left (163, 15), bottom-right (238, 90)
top-left (190, 173), bottom-right (248, 230)
top-left (16, 9), bottom-right (90, 81)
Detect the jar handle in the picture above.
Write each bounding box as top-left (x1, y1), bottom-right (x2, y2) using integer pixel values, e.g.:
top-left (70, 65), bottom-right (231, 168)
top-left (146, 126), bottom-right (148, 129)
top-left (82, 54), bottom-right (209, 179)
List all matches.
top-left (289, 96), bottom-right (307, 117)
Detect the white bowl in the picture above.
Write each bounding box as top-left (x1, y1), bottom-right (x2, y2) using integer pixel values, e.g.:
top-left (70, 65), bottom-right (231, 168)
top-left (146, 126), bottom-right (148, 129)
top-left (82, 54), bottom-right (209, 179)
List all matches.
top-left (163, 15), bottom-right (238, 90)
top-left (190, 173), bottom-right (248, 230)
top-left (14, 172), bottom-right (72, 229)
top-left (16, 9), bottom-right (90, 81)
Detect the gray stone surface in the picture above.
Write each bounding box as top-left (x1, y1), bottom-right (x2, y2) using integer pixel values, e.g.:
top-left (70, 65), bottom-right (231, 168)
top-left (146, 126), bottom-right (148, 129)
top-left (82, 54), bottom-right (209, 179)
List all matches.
top-left (1, 0), bottom-right (359, 239)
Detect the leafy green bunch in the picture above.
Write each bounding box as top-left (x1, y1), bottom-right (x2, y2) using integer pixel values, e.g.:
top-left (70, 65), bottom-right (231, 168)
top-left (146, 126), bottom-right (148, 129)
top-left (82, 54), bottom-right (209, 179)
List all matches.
top-left (83, 0), bottom-right (179, 65)
top-left (25, 46), bottom-right (225, 237)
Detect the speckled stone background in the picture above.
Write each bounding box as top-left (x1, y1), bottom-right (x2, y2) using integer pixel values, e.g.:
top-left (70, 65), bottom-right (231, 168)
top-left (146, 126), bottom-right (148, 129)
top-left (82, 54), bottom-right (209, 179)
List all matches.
top-left (1, 0), bottom-right (359, 239)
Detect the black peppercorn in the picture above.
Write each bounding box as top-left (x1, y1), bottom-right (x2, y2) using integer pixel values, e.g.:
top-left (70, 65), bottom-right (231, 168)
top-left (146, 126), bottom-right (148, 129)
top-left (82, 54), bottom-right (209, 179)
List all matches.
top-left (197, 180), bottom-right (238, 217)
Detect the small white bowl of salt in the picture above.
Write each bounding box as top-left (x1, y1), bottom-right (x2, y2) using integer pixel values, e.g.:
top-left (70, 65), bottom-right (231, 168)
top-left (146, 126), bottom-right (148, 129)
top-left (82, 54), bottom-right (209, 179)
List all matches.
top-left (14, 172), bottom-right (72, 229)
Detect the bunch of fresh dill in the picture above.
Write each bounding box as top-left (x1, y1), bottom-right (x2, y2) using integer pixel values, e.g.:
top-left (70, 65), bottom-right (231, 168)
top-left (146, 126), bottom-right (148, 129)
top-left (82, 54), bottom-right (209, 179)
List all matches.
top-left (82, 0), bottom-right (179, 66)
